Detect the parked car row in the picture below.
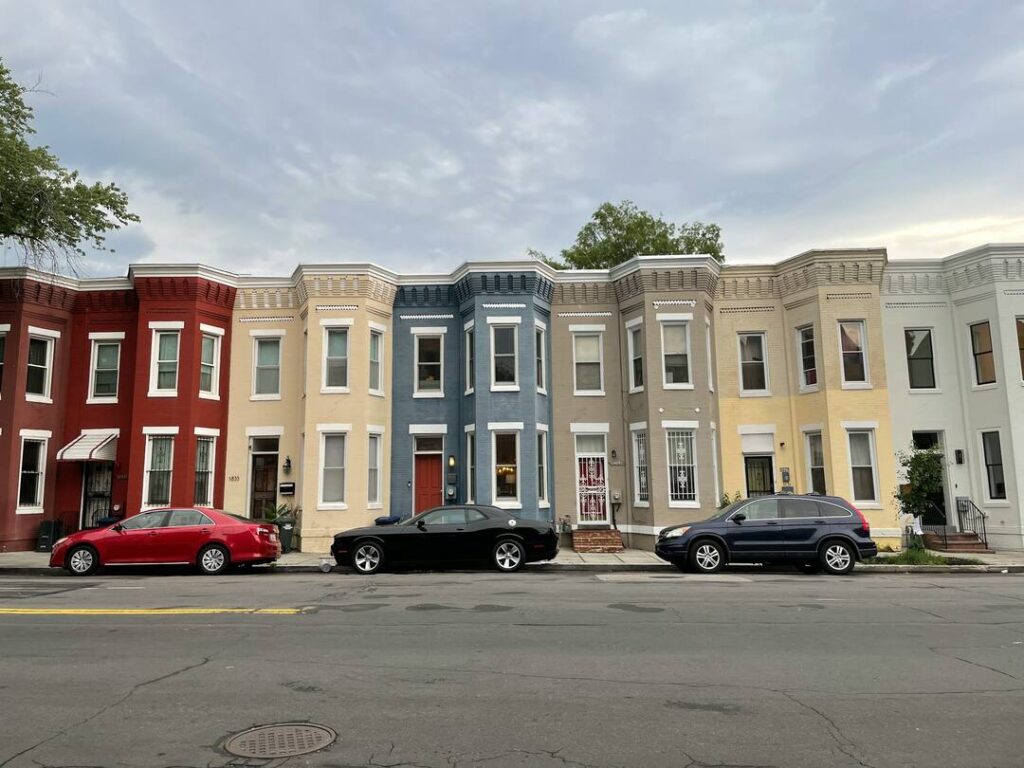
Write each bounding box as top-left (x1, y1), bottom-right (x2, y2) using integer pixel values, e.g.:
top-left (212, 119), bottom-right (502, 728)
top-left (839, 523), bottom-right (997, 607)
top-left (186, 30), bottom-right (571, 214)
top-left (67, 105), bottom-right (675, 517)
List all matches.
top-left (49, 493), bottom-right (876, 577)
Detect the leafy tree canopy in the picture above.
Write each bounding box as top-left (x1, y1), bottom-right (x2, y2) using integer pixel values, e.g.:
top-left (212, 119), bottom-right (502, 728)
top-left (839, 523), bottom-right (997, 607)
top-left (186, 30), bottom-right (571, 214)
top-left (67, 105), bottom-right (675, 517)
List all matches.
top-left (0, 59), bottom-right (138, 275)
top-left (531, 200), bottom-right (723, 270)
top-left (894, 446), bottom-right (945, 520)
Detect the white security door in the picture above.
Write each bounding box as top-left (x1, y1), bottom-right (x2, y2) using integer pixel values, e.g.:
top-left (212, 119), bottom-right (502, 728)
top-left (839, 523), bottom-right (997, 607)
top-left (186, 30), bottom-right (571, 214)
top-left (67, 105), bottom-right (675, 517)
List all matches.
top-left (575, 434), bottom-right (609, 525)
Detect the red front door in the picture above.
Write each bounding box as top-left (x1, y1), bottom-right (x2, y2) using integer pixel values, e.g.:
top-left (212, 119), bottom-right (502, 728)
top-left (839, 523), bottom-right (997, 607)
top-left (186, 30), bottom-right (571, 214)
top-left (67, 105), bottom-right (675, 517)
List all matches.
top-left (414, 454), bottom-right (443, 514)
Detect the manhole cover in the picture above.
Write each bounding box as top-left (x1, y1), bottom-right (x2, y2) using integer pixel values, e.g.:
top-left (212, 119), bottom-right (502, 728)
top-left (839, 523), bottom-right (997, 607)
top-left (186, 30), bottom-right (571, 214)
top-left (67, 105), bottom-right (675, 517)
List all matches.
top-left (224, 723), bottom-right (336, 758)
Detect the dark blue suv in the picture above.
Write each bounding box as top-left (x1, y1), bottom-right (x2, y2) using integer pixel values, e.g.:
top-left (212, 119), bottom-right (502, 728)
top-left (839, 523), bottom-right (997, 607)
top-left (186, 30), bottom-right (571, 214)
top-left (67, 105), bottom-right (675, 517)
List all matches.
top-left (655, 494), bottom-right (877, 575)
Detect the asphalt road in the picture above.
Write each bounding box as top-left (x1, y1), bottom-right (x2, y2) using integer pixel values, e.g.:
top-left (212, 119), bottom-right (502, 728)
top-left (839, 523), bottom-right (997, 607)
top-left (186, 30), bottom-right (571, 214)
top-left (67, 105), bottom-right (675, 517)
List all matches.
top-left (0, 568), bottom-right (1022, 768)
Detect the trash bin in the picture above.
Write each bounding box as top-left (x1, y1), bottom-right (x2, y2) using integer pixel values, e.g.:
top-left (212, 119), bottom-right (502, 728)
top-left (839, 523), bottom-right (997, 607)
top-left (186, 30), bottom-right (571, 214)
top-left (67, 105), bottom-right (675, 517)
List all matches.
top-left (36, 520), bottom-right (63, 552)
top-left (275, 515), bottom-right (296, 554)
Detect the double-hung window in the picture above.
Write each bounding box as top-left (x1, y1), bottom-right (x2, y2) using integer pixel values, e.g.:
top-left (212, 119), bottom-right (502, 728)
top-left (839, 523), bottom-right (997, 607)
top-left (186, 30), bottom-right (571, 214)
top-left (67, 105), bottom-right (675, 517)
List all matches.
top-left (806, 431), bottom-right (826, 495)
top-left (905, 329), bottom-right (936, 390)
top-left (981, 431), bottom-right (1006, 501)
top-left (319, 430), bottom-right (348, 507)
top-left (738, 332), bottom-right (768, 394)
top-left (970, 321), bottom-right (996, 385)
top-left (194, 434), bottom-right (215, 506)
top-left (414, 330), bottom-right (444, 396)
top-left (252, 334), bottom-right (282, 398)
top-left (367, 431), bottom-right (382, 506)
top-left (199, 325), bottom-right (223, 398)
top-left (666, 428), bottom-right (698, 505)
top-left (839, 320), bottom-right (869, 386)
top-left (537, 427), bottom-right (549, 507)
top-left (88, 332), bottom-right (123, 403)
top-left (322, 322), bottom-right (350, 392)
top-left (572, 327), bottom-right (604, 395)
top-left (492, 430), bottom-right (520, 506)
top-left (143, 433), bottom-right (175, 508)
top-left (632, 429), bottom-right (649, 505)
top-left (465, 324), bottom-right (475, 393)
top-left (17, 431), bottom-right (50, 511)
top-left (149, 323), bottom-right (182, 397)
top-left (660, 317), bottom-right (691, 388)
top-left (466, 430), bottom-right (476, 503)
top-left (846, 429), bottom-right (878, 504)
top-left (490, 322), bottom-right (519, 390)
top-left (369, 326), bottom-right (384, 395)
top-left (535, 322), bottom-right (547, 394)
top-left (26, 326), bottom-right (59, 401)
top-left (626, 318), bottom-right (643, 392)
top-left (797, 325), bottom-right (817, 389)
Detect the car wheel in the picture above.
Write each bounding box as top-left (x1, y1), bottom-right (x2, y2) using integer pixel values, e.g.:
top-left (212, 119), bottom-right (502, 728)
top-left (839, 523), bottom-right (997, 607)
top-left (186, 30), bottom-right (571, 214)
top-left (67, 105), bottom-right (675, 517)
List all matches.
top-left (197, 544), bottom-right (230, 576)
top-left (796, 563), bottom-right (822, 574)
top-left (66, 545), bottom-right (99, 576)
top-left (820, 540), bottom-right (856, 575)
top-left (493, 539), bottom-right (525, 572)
top-left (352, 541), bottom-right (384, 575)
top-left (689, 539), bottom-right (725, 574)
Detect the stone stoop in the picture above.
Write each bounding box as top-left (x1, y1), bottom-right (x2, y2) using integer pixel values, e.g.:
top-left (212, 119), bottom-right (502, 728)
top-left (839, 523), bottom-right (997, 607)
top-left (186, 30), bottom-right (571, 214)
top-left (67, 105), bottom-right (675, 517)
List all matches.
top-left (922, 531), bottom-right (995, 554)
top-left (572, 528), bottom-right (625, 553)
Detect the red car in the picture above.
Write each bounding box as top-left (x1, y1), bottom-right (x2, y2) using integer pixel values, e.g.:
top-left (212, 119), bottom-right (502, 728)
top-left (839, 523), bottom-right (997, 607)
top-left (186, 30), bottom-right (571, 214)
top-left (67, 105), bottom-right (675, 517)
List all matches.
top-left (49, 508), bottom-right (281, 576)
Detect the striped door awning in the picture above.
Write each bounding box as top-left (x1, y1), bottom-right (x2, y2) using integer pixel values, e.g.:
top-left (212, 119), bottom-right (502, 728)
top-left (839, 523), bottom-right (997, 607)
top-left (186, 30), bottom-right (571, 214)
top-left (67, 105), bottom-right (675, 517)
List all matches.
top-left (56, 431), bottom-right (118, 462)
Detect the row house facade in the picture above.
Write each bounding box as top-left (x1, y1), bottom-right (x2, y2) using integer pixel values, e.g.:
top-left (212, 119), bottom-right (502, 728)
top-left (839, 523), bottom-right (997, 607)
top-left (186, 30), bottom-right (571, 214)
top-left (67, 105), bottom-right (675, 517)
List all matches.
top-left (2, 245), bottom-right (1022, 553)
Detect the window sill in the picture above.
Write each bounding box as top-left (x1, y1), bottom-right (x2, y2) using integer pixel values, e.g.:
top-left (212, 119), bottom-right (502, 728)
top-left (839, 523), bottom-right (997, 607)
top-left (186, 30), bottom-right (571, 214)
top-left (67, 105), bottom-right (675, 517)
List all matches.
top-left (465, 388), bottom-right (475, 396)
top-left (317, 503), bottom-right (349, 511)
top-left (798, 385), bottom-right (820, 395)
top-left (573, 391), bottom-right (605, 397)
top-left (320, 387), bottom-right (351, 395)
top-left (840, 382), bottom-right (872, 390)
top-left (25, 394), bottom-right (53, 404)
top-left (250, 394), bottom-right (282, 401)
top-left (539, 501), bottom-right (551, 509)
top-left (908, 388), bottom-right (942, 395)
top-left (86, 397), bottom-right (118, 405)
top-left (198, 391), bottom-right (220, 401)
top-left (493, 500), bottom-right (522, 510)
top-left (663, 383), bottom-right (694, 391)
top-left (147, 390), bottom-right (178, 398)
top-left (853, 502), bottom-right (881, 509)
top-left (668, 501), bottom-right (701, 509)
top-left (537, 387), bottom-right (548, 396)
top-left (15, 506), bottom-right (44, 515)
top-left (982, 500), bottom-right (1010, 507)
top-left (634, 501), bottom-right (650, 508)
top-left (739, 390), bottom-right (771, 398)
top-left (370, 390), bottom-right (386, 398)
top-left (367, 502), bottom-right (383, 510)
top-left (491, 385), bottom-right (520, 393)
top-left (972, 382), bottom-right (998, 391)
top-left (629, 386), bottom-right (644, 395)
top-left (413, 391), bottom-right (444, 399)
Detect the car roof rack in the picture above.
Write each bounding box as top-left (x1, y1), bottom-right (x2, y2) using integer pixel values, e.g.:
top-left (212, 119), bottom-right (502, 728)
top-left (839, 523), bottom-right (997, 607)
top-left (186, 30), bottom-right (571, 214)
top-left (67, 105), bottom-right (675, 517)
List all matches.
top-left (802, 492), bottom-right (823, 496)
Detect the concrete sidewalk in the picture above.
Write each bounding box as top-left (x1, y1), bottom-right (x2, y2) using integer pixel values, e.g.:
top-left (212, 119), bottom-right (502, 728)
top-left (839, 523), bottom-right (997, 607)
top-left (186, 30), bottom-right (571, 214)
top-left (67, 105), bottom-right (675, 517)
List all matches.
top-left (3, 547), bottom-right (1023, 574)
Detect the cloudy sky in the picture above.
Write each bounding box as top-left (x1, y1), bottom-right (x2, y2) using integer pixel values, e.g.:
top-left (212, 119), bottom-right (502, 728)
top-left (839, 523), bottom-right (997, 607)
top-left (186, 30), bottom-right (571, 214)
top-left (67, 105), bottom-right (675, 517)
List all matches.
top-left (2, 1), bottom-right (1023, 277)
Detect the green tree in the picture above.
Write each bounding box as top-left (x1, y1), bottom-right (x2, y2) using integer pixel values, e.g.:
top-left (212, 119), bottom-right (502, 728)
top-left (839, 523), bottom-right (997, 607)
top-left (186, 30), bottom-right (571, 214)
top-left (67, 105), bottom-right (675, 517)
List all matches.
top-left (0, 60), bottom-right (138, 274)
top-left (530, 200), bottom-right (722, 269)
top-left (893, 446), bottom-right (944, 520)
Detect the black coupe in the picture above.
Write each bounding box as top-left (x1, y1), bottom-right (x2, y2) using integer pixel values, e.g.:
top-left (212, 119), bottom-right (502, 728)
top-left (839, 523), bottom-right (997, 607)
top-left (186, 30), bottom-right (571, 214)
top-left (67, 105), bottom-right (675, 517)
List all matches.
top-left (331, 505), bottom-right (559, 574)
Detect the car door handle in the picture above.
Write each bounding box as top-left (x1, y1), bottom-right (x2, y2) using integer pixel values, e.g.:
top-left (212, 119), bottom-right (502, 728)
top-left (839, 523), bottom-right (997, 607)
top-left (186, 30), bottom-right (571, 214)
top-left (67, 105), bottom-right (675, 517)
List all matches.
top-left (147, 531), bottom-right (159, 536)
top-left (766, 521), bottom-right (780, 526)
top-left (456, 528), bottom-right (465, 532)
top-left (200, 528), bottom-right (211, 534)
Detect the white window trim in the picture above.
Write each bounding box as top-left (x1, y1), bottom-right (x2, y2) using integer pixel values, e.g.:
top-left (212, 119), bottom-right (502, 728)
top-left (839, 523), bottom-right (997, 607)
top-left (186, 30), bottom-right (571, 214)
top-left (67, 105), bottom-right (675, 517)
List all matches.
top-left (369, 327), bottom-right (385, 397)
top-left (245, 425), bottom-right (284, 437)
top-left (465, 428), bottom-right (476, 504)
top-left (321, 326), bottom-right (351, 394)
top-left (967, 320), bottom-right (998, 390)
top-left (663, 419), bottom-right (700, 429)
top-left (845, 428), bottom-right (880, 508)
top-left (195, 426), bottom-right (221, 437)
top-left (194, 434), bottom-right (217, 507)
top-left (490, 428), bottom-right (522, 509)
top-left (737, 331), bottom-right (770, 397)
top-left (148, 328), bottom-right (180, 398)
top-left (535, 323), bottom-right (547, 395)
top-left (570, 422), bottom-right (609, 433)
top-left (367, 431), bottom-right (383, 509)
top-left (464, 322), bottom-right (475, 395)
top-left (710, 424), bottom-right (720, 505)
top-left (795, 325), bottom-right (819, 394)
top-left (904, 326), bottom-right (940, 393)
top-left (659, 317), bottom-right (693, 390)
top-left (88, 331), bottom-right (125, 341)
top-left (705, 317), bottom-right (714, 393)
top-left (0, 325), bottom-right (8, 402)
top-left (249, 328), bottom-right (288, 337)
top-left (86, 338), bottom-right (121, 405)
top-left (665, 427), bottom-right (700, 508)
top-left (838, 319), bottom-right (872, 390)
top-left (571, 329), bottom-right (605, 396)
top-left (16, 434), bottom-right (49, 514)
top-left (251, 335), bottom-right (283, 401)
top-left (490, 323), bottom-right (520, 392)
top-left (537, 426), bottom-right (550, 508)
top-left (626, 321), bottom-right (644, 393)
top-left (198, 331), bottom-right (222, 400)
top-left (413, 331), bottom-right (445, 398)
top-left (978, 428), bottom-right (1010, 506)
top-left (148, 321), bottom-right (184, 331)
top-left (574, 431), bottom-right (611, 525)
top-left (25, 333), bottom-right (55, 404)
top-left (409, 423), bottom-right (448, 435)
top-left (804, 429), bottom-right (825, 495)
top-left (631, 427), bottom-right (650, 508)
top-left (141, 433), bottom-right (175, 510)
top-left (318, 428), bottom-right (349, 510)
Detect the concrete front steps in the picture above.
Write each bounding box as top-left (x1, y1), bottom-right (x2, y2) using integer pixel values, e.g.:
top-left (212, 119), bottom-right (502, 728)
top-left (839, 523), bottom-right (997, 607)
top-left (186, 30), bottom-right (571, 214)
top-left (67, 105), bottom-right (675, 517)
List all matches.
top-left (923, 531), bottom-right (995, 554)
top-left (571, 528), bottom-right (625, 553)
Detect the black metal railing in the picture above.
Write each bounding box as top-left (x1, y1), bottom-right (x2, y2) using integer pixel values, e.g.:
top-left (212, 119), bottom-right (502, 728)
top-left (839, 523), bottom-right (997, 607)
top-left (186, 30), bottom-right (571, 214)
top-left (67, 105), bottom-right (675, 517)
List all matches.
top-left (920, 501), bottom-right (949, 549)
top-left (956, 497), bottom-right (989, 548)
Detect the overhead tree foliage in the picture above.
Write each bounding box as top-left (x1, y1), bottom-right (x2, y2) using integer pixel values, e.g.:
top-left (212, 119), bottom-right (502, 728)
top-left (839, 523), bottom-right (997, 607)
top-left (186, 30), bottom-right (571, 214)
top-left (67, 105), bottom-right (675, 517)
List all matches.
top-left (530, 200), bottom-right (723, 269)
top-left (0, 59), bottom-right (138, 275)
top-left (893, 446), bottom-right (945, 520)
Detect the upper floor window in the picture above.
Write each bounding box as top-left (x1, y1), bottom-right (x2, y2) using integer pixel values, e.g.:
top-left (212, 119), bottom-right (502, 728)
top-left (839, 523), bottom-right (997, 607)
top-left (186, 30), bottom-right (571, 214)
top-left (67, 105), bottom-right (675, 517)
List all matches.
top-left (26, 330), bottom-right (59, 402)
top-left (199, 328), bottom-right (222, 398)
top-left (738, 332), bottom-right (768, 394)
top-left (491, 324), bottom-right (518, 390)
top-left (905, 328), bottom-right (936, 390)
top-left (324, 328), bottom-right (349, 391)
top-left (981, 430), bottom-right (1006, 501)
top-left (149, 326), bottom-right (181, 396)
top-left (661, 320), bottom-right (691, 388)
top-left (536, 324), bottom-right (547, 393)
top-left (414, 332), bottom-right (443, 396)
top-left (253, 336), bottom-right (281, 398)
top-left (572, 329), bottom-right (604, 395)
top-left (626, 322), bottom-right (643, 391)
top-left (464, 325), bottom-right (475, 393)
top-left (89, 338), bottom-right (121, 402)
top-left (797, 325), bottom-right (817, 389)
top-left (369, 328), bottom-right (384, 395)
top-left (839, 321), bottom-right (869, 386)
top-left (970, 321), bottom-right (996, 385)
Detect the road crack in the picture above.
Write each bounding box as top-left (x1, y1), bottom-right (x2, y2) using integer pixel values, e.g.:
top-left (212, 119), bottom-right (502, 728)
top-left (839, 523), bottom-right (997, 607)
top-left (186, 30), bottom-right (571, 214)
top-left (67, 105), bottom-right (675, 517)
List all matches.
top-left (782, 692), bottom-right (877, 768)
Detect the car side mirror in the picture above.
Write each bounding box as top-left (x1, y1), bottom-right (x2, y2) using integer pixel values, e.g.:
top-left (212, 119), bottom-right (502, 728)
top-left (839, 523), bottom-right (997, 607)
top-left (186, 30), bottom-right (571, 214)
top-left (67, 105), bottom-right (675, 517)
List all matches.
top-left (731, 513), bottom-right (746, 524)
top-left (416, 519), bottom-right (426, 530)
top-left (112, 523), bottom-right (124, 532)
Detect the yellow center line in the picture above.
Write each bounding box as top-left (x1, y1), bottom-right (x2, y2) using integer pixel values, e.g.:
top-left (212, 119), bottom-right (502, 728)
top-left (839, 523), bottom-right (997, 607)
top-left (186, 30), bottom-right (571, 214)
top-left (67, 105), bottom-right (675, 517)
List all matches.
top-left (0, 607), bottom-right (306, 616)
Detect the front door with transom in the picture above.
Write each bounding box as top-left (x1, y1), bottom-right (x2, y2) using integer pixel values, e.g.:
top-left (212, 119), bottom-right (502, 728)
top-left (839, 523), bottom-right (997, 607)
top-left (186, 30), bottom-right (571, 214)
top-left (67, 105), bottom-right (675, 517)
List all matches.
top-left (250, 437), bottom-right (279, 518)
top-left (745, 455), bottom-right (775, 497)
top-left (413, 435), bottom-right (444, 514)
top-left (912, 431), bottom-right (948, 526)
top-left (576, 434), bottom-right (609, 525)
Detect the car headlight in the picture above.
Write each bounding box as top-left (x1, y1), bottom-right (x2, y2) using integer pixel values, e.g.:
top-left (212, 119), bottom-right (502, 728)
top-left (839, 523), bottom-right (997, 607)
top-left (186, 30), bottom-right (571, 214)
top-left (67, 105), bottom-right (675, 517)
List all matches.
top-left (663, 527), bottom-right (689, 539)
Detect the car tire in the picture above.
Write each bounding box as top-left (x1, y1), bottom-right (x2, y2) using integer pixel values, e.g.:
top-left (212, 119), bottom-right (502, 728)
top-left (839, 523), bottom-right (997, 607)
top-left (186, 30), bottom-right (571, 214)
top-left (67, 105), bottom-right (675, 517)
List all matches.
top-left (796, 563), bottom-right (822, 574)
top-left (493, 539), bottom-right (525, 572)
top-left (352, 541), bottom-right (384, 575)
top-left (819, 540), bottom-right (856, 575)
top-left (66, 545), bottom-right (99, 576)
top-left (197, 544), bottom-right (230, 576)
top-left (689, 539), bottom-right (726, 574)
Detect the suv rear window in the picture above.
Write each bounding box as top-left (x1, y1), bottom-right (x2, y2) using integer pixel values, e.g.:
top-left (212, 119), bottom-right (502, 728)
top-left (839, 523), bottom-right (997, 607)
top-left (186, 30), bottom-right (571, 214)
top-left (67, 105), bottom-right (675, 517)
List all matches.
top-left (817, 500), bottom-right (853, 518)
top-left (780, 498), bottom-right (821, 519)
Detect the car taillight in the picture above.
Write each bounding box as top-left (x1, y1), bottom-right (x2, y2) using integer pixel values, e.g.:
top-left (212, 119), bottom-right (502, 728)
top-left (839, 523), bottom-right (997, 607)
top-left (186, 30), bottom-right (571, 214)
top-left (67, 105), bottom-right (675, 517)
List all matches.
top-left (257, 527), bottom-right (271, 536)
top-left (852, 505), bottom-right (870, 536)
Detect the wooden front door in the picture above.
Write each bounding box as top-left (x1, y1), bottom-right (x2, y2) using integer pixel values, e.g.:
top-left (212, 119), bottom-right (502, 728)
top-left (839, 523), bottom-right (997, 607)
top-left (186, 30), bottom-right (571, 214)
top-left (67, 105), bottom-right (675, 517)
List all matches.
top-left (250, 454), bottom-right (278, 518)
top-left (414, 454), bottom-right (443, 514)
